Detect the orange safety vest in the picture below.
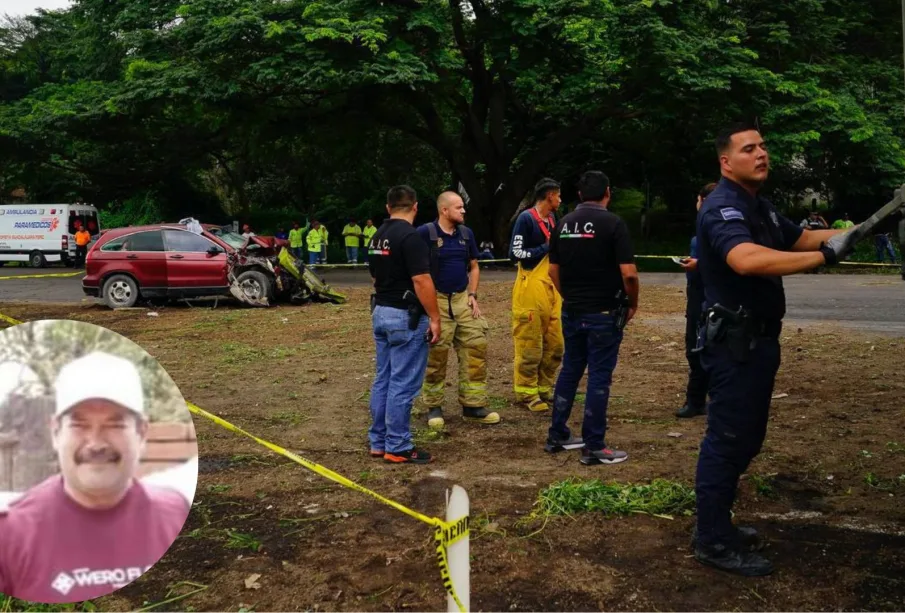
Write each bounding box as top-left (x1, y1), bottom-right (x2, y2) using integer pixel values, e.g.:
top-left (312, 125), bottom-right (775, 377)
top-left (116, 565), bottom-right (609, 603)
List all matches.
top-left (75, 231), bottom-right (91, 247)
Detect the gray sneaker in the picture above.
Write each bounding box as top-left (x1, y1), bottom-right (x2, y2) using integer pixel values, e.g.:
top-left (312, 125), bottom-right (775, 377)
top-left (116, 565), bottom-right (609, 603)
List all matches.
top-left (580, 447), bottom-right (628, 465)
top-left (544, 435), bottom-right (585, 453)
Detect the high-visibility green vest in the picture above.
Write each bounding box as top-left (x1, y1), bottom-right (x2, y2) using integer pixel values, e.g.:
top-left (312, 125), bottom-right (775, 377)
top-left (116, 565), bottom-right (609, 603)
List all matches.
top-left (289, 228), bottom-right (304, 248)
top-left (307, 229), bottom-right (323, 251)
top-left (343, 224), bottom-right (362, 247)
top-left (362, 225), bottom-right (377, 246)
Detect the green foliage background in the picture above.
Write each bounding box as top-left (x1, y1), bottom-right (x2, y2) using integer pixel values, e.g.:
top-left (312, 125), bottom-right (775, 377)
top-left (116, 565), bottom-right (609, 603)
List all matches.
top-left (1, 0), bottom-right (903, 245)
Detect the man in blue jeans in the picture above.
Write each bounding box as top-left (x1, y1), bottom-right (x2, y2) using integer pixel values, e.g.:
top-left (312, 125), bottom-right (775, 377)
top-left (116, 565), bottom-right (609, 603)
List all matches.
top-left (367, 185), bottom-right (442, 464)
top-left (545, 170), bottom-right (639, 465)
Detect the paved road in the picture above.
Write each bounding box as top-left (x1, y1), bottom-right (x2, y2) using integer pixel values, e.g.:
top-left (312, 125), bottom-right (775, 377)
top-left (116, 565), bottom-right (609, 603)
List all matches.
top-left (1, 266), bottom-right (902, 335)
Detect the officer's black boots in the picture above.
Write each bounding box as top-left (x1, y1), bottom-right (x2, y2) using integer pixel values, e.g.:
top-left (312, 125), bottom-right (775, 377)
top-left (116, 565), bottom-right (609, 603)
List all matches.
top-left (676, 403), bottom-right (706, 418)
top-left (694, 542), bottom-right (774, 577)
top-left (691, 525), bottom-right (764, 552)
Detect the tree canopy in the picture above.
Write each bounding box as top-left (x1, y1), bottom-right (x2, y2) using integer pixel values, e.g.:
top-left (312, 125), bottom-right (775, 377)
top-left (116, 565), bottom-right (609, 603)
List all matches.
top-left (1, 0), bottom-right (903, 242)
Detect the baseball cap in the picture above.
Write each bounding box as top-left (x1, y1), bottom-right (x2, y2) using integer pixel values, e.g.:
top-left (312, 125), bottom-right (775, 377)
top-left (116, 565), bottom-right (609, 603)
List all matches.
top-left (54, 352), bottom-right (146, 419)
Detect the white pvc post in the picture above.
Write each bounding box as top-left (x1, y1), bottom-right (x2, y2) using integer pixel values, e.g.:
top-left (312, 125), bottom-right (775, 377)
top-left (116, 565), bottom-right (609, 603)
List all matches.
top-left (446, 485), bottom-right (470, 612)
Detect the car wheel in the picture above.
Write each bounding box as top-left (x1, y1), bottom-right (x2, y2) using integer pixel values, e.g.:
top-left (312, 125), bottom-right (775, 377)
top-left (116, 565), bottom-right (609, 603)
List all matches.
top-left (29, 251), bottom-right (46, 268)
top-left (235, 270), bottom-right (273, 303)
top-left (102, 274), bottom-right (139, 308)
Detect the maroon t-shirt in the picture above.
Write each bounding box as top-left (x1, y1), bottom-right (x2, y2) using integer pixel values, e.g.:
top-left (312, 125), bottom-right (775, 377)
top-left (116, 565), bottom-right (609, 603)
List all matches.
top-left (0, 475), bottom-right (189, 603)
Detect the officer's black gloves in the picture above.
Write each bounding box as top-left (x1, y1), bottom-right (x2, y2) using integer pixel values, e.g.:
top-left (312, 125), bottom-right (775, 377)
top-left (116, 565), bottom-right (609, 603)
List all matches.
top-left (819, 243), bottom-right (838, 265)
top-left (820, 226), bottom-right (859, 265)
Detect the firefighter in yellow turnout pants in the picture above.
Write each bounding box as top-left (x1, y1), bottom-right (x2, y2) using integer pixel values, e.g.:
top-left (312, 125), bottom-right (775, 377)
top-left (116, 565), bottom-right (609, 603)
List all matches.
top-left (418, 191), bottom-right (501, 428)
top-left (509, 178), bottom-right (565, 412)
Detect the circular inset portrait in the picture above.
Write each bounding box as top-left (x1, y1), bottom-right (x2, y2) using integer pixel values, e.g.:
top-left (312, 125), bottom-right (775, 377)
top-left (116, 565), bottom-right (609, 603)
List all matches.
top-left (0, 320), bottom-right (197, 604)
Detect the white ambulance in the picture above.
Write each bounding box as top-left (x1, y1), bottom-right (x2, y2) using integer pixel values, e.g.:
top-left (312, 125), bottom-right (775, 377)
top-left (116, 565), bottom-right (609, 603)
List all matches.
top-left (0, 203), bottom-right (101, 268)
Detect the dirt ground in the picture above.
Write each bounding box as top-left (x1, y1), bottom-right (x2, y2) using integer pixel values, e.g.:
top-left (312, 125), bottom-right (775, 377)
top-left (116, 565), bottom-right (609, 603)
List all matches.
top-left (1, 280), bottom-right (904, 612)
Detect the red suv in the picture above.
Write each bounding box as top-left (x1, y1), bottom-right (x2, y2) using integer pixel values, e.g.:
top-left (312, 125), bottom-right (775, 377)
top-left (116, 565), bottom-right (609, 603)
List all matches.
top-left (83, 223), bottom-right (279, 308)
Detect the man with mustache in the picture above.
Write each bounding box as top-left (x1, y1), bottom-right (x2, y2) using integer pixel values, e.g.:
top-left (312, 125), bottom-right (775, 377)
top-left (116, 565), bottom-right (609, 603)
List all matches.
top-left (0, 352), bottom-right (191, 603)
top-left (692, 123), bottom-right (859, 576)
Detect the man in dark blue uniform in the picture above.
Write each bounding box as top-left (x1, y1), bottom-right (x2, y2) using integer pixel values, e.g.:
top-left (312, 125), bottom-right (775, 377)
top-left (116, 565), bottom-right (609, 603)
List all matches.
top-left (693, 123), bottom-right (860, 576)
top-left (676, 182), bottom-right (717, 418)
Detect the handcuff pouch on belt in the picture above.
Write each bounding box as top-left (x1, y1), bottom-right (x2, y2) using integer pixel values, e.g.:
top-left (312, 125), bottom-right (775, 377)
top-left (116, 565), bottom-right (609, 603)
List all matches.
top-left (701, 303), bottom-right (755, 362)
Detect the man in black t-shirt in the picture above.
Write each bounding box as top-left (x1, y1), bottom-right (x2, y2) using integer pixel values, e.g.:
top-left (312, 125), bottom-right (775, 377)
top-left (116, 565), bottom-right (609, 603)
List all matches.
top-left (545, 171), bottom-right (639, 466)
top-left (366, 185), bottom-right (442, 464)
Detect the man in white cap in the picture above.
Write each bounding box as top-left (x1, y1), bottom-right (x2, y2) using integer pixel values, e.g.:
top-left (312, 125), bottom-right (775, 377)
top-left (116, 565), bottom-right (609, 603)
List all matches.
top-left (0, 352), bottom-right (191, 604)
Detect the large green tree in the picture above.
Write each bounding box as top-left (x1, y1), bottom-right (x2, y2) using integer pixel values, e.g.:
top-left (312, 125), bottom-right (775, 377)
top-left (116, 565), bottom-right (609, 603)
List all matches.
top-left (1, 0), bottom-right (903, 243)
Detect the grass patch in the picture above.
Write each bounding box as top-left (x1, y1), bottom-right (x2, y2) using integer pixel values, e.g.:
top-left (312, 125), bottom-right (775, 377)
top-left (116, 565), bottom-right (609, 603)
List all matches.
top-left (192, 311), bottom-right (244, 331)
top-left (749, 473), bottom-right (778, 499)
top-left (864, 472), bottom-right (903, 492)
top-left (229, 454), bottom-right (275, 466)
top-left (268, 410), bottom-right (308, 426)
top-left (220, 342), bottom-right (265, 364)
top-left (487, 395), bottom-right (508, 412)
top-left (136, 581), bottom-right (209, 612)
top-left (532, 478), bottom-right (695, 520)
top-left (219, 342), bottom-right (298, 365)
top-left (207, 484), bottom-right (232, 493)
top-left (358, 469), bottom-right (378, 483)
top-left (613, 417), bottom-right (672, 425)
top-left (224, 529), bottom-right (262, 552)
top-left (412, 427), bottom-right (447, 445)
top-left (0, 597), bottom-right (96, 612)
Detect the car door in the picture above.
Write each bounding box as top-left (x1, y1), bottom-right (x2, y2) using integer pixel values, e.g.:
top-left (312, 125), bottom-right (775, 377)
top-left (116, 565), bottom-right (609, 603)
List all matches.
top-left (94, 230), bottom-right (167, 296)
top-left (162, 229), bottom-right (228, 296)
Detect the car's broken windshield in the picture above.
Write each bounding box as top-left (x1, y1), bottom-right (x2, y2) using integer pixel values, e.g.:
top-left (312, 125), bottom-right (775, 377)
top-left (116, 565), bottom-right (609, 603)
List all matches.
top-left (216, 231), bottom-right (248, 250)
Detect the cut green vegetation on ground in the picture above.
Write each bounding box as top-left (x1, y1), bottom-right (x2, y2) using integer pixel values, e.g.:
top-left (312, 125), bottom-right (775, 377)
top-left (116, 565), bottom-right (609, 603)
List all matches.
top-left (533, 478), bottom-right (696, 520)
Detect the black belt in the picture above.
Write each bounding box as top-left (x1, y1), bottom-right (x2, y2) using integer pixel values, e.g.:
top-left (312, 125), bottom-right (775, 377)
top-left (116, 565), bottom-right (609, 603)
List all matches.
top-left (437, 290), bottom-right (468, 320)
top-left (698, 303), bottom-right (781, 362)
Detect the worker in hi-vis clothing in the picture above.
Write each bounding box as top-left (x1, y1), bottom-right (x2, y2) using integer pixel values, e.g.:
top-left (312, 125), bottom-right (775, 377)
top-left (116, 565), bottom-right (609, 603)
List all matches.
top-left (508, 178), bottom-right (565, 412)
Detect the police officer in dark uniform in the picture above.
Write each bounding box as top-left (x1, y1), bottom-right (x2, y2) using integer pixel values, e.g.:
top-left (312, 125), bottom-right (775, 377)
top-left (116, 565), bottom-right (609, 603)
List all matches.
top-left (367, 185), bottom-right (442, 464)
top-left (676, 182), bottom-right (717, 418)
top-left (693, 123), bottom-right (859, 575)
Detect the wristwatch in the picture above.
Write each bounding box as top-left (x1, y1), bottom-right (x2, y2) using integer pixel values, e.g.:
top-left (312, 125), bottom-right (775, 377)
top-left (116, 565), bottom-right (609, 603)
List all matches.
top-left (468, 292), bottom-right (477, 299)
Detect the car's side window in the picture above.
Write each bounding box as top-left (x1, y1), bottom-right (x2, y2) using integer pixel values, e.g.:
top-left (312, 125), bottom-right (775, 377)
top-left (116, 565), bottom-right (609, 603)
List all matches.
top-left (125, 231), bottom-right (165, 252)
top-left (101, 231), bottom-right (164, 252)
top-left (163, 230), bottom-right (221, 253)
top-left (100, 237), bottom-right (126, 252)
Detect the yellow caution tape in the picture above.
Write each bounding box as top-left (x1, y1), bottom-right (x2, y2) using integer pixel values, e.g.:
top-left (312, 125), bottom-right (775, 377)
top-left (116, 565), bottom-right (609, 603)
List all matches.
top-left (838, 260), bottom-right (901, 268)
top-left (0, 312), bottom-right (22, 326)
top-left (314, 255), bottom-right (685, 268)
top-left (1, 258), bottom-right (895, 276)
top-left (0, 310), bottom-right (468, 611)
top-left (0, 271), bottom-right (85, 280)
top-left (184, 403), bottom-right (469, 611)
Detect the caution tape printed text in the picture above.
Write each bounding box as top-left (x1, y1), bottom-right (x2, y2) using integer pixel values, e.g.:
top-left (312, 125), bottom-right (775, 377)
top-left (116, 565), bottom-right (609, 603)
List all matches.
top-left (0, 311), bottom-right (469, 612)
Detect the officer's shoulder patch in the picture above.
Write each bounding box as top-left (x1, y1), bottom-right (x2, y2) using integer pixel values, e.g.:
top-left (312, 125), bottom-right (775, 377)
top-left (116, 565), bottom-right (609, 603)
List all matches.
top-left (719, 207), bottom-right (745, 222)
